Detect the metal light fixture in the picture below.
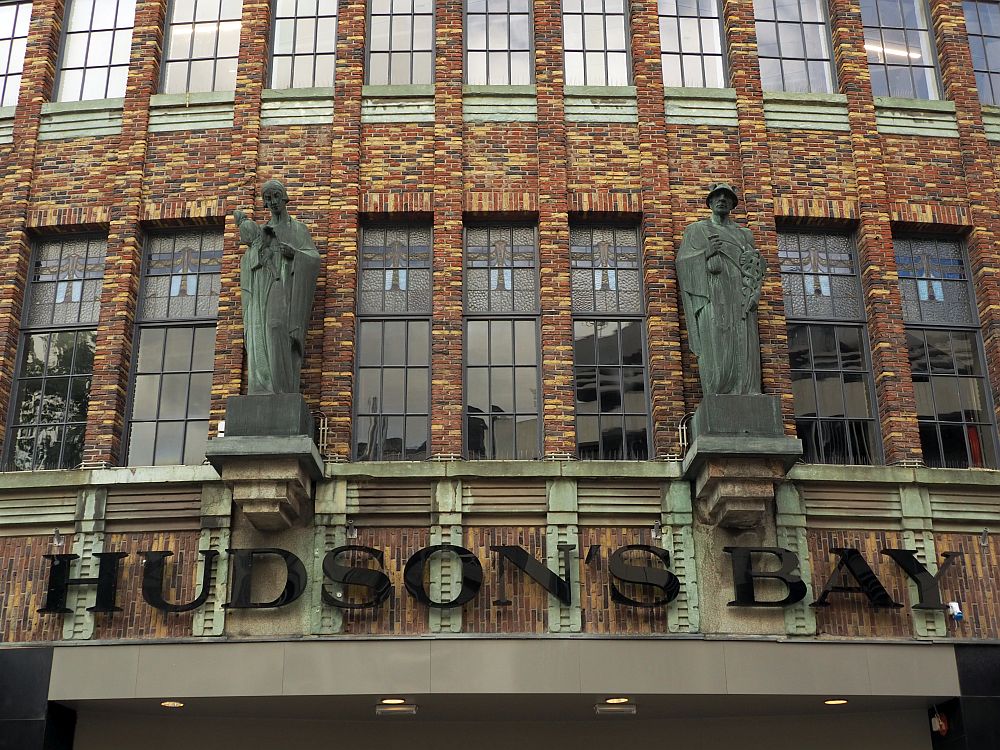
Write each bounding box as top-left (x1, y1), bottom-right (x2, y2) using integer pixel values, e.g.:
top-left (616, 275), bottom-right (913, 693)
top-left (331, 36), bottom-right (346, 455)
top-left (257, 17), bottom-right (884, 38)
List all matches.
top-left (376, 703), bottom-right (417, 716)
top-left (346, 519), bottom-right (358, 539)
top-left (595, 703), bottom-right (637, 716)
top-left (651, 521), bottom-right (662, 540)
top-left (980, 528), bottom-right (990, 549)
top-left (51, 528), bottom-right (64, 547)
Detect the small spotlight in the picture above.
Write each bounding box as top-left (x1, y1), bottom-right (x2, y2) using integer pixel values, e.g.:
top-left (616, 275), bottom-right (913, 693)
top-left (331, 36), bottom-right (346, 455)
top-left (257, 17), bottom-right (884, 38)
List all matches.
top-left (824, 699), bottom-right (848, 706)
top-left (160, 701), bottom-right (184, 708)
top-left (595, 703), bottom-right (637, 716)
top-left (376, 704), bottom-right (417, 716)
top-left (380, 698), bottom-right (406, 705)
top-left (605, 697), bottom-right (630, 704)
top-left (346, 519), bottom-right (358, 539)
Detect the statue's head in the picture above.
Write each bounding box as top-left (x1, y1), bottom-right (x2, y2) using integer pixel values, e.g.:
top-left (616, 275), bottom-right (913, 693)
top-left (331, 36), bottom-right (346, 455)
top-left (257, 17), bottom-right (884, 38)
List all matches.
top-left (705, 182), bottom-right (739, 213)
top-left (262, 179), bottom-right (289, 213)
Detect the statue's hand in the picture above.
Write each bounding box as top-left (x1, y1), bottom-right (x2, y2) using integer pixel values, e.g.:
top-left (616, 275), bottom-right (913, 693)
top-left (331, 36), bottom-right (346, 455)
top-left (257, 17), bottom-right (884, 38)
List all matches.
top-left (280, 242), bottom-right (295, 259)
top-left (707, 252), bottom-right (723, 275)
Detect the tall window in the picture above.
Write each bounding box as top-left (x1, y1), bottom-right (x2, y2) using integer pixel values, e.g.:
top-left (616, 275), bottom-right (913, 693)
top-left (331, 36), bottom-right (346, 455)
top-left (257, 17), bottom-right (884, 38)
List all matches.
top-left (896, 237), bottom-right (997, 469)
top-left (862, 0), bottom-right (939, 99)
top-left (465, 226), bottom-right (540, 460)
top-left (466, 0), bottom-right (531, 85)
top-left (964, 1), bottom-right (1000, 105)
top-left (354, 226), bottom-right (431, 461)
top-left (779, 232), bottom-right (880, 465)
top-left (0, 1), bottom-right (30, 107)
top-left (161, 0), bottom-right (243, 94)
top-left (270, 0), bottom-right (338, 89)
top-left (5, 238), bottom-right (106, 471)
top-left (55, 0), bottom-right (135, 101)
top-left (754, 0), bottom-right (834, 93)
top-left (571, 227), bottom-right (649, 460)
top-left (658, 0), bottom-right (724, 88)
top-left (564, 0), bottom-right (629, 86)
top-left (366, 0), bottom-right (433, 85)
top-left (126, 231), bottom-right (221, 466)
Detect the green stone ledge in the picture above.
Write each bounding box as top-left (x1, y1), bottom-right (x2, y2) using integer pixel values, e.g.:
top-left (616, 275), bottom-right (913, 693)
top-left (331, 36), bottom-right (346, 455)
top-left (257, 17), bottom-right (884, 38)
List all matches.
top-left (463, 84), bottom-right (537, 122)
top-left (664, 86), bottom-right (737, 127)
top-left (762, 91), bottom-right (849, 132)
top-left (564, 85), bottom-right (637, 123)
top-left (261, 87), bottom-right (334, 127)
top-left (38, 98), bottom-right (123, 141)
top-left (0, 105), bottom-right (14, 144)
top-left (361, 84), bottom-right (434, 123)
top-left (874, 96), bottom-right (959, 138)
top-left (148, 90), bottom-right (235, 133)
top-left (328, 459), bottom-right (683, 480)
top-left (983, 104), bottom-right (1000, 142)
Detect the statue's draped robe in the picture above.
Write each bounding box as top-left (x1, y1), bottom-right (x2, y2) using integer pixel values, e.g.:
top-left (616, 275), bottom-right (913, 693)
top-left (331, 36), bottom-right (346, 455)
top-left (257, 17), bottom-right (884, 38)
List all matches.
top-left (238, 214), bottom-right (321, 394)
top-left (676, 218), bottom-right (765, 396)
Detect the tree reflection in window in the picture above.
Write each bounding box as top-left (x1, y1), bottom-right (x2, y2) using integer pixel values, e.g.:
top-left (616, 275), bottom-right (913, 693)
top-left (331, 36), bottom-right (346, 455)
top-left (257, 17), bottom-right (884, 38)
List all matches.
top-left (6, 237), bottom-right (106, 471)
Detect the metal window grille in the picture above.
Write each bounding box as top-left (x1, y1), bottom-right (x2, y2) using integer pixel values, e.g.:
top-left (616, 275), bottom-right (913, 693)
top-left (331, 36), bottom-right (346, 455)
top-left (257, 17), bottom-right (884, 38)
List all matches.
top-left (779, 232), bottom-right (881, 466)
top-left (464, 226), bottom-right (541, 460)
top-left (465, 0), bottom-right (532, 85)
top-left (354, 226), bottom-right (432, 461)
top-left (564, 0), bottom-right (630, 86)
top-left (861, 0), bottom-right (939, 99)
top-left (657, 0), bottom-right (724, 88)
top-left (161, 0), bottom-right (243, 94)
top-left (5, 238), bottom-right (106, 471)
top-left (55, 0), bottom-right (135, 102)
top-left (570, 227), bottom-right (649, 461)
top-left (126, 231), bottom-right (221, 467)
top-left (965, 1), bottom-right (1000, 105)
top-left (366, 0), bottom-right (433, 85)
top-left (270, 0), bottom-right (338, 89)
top-left (753, 0), bottom-right (834, 93)
top-left (0, 1), bottom-right (31, 107)
top-left (896, 237), bottom-right (998, 469)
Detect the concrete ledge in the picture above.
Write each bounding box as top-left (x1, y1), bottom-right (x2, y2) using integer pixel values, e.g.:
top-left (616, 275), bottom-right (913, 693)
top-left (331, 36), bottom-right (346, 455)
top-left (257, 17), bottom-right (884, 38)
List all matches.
top-left (38, 98), bottom-right (123, 140)
top-left (261, 87), bottom-right (334, 126)
top-left (361, 84), bottom-right (434, 123)
top-left (0, 105), bottom-right (14, 144)
top-left (328, 460), bottom-right (682, 480)
top-left (463, 85), bottom-right (537, 122)
top-left (205, 435), bottom-right (324, 480)
top-left (564, 85), bottom-right (637, 123)
top-left (983, 104), bottom-right (1000, 142)
top-left (875, 96), bottom-right (958, 138)
top-left (664, 87), bottom-right (737, 127)
top-left (149, 91), bottom-right (235, 132)
top-left (763, 91), bottom-right (850, 132)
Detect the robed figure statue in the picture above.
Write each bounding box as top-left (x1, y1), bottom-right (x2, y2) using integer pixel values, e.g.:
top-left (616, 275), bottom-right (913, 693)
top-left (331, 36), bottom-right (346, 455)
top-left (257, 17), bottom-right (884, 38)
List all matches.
top-left (676, 183), bottom-right (766, 396)
top-left (234, 180), bottom-right (321, 395)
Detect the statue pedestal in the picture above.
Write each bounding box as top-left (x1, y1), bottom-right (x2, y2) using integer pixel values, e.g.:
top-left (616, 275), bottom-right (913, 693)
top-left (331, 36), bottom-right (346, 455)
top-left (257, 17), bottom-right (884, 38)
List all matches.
top-left (682, 395), bottom-right (801, 529)
top-left (206, 394), bottom-right (323, 531)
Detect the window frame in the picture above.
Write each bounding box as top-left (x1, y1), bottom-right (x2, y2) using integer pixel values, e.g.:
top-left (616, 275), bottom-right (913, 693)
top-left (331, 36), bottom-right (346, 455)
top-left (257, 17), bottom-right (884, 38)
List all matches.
top-left (352, 223), bottom-right (433, 462)
top-left (122, 228), bottom-right (222, 467)
top-left (569, 223), bottom-right (651, 461)
top-left (895, 234), bottom-right (1000, 469)
top-left (159, 0), bottom-right (244, 94)
top-left (779, 229), bottom-right (883, 466)
top-left (364, 0), bottom-right (435, 86)
top-left (752, 0), bottom-right (837, 94)
top-left (861, 0), bottom-right (942, 100)
top-left (562, 0), bottom-right (633, 87)
top-left (0, 0), bottom-right (32, 108)
top-left (657, 0), bottom-right (728, 89)
top-left (3, 234), bottom-right (107, 471)
top-left (53, 0), bottom-right (136, 103)
top-left (266, 0), bottom-right (339, 90)
top-left (462, 222), bottom-right (543, 461)
top-left (462, 0), bottom-right (535, 86)
top-left (964, 0), bottom-right (1000, 106)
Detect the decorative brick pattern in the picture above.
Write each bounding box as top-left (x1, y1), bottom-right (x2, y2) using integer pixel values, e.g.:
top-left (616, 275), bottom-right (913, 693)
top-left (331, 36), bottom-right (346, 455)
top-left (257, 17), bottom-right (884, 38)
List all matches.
top-left (934, 532), bottom-right (1000, 639)
top-left (462, 526), bottom-right (548, 633)
top-left (0, 534), bottom-right (71, 643)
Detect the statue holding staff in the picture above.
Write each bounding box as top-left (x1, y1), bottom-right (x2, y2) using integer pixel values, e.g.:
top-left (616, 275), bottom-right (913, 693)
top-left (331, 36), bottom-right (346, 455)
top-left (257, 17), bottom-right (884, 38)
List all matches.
top-left (234, 180), bottom-right (321, 395)
top-left (676, 183), bottom-right (766, 396)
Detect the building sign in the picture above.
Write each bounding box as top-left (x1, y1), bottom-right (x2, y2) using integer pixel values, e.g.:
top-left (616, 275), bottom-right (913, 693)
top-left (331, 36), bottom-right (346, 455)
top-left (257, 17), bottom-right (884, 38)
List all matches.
top-left (27, 542), bottom-right (964, 620)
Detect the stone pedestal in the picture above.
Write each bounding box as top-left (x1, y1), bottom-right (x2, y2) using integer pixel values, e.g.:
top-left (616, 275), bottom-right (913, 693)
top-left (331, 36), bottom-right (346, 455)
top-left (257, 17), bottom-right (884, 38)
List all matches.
top-left (206, 394), bottom-right (323, 531)
top-left (682, 394), bottom-right (801, 530)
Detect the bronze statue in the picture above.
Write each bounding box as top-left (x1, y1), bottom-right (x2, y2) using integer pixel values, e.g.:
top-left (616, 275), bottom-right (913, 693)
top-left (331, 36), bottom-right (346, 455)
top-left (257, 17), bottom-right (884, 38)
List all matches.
top-left (676, 183), bottom-right (765, 396)
top-left (234, 180), bottom-right (321, 395)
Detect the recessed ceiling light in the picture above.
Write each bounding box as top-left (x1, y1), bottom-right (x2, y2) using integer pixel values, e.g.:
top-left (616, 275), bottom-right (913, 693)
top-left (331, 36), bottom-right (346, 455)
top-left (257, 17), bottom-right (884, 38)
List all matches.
top-left (381, 698), bottom-right (406, 705)
top-left (160, 701), bottom-right (184, 708)
top-left (824, 699), bottom-right (848, 706)
top-left (605, 697), bottom-right (630, 704)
